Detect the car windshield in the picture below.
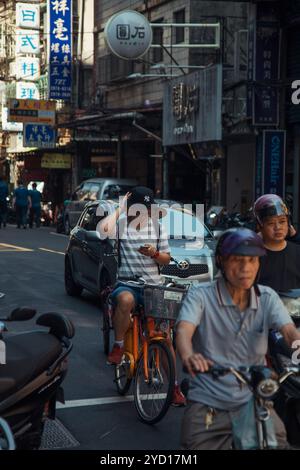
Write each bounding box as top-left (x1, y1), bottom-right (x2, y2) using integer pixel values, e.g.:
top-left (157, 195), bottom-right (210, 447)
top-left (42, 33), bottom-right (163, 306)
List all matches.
top-left (103, 184), bottom-right (135, 199)
top-left (161, 208), bottom-right (209, 241)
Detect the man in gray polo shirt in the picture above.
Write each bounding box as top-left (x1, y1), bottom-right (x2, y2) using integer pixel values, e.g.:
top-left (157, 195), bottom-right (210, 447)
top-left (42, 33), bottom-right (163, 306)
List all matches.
top-left (176, 228), bottom-right (300, 449)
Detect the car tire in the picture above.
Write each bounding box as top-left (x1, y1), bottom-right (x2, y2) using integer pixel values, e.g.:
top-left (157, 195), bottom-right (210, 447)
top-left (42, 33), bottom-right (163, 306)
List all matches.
top-left (64, 257), bottom-right (83, 297)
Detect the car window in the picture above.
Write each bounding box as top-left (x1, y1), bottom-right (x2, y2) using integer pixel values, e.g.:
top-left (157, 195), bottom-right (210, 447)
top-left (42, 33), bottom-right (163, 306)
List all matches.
top-left (80, 206), bottom-right (97, 231)
top-left (76, 182), bottom-right (92, 202)
top-left (89, 184), bottom-right (102, 201)
top-left (102, 184), bottom-right (134, 199)
top-left (162, 209), bottom-right (208, 240)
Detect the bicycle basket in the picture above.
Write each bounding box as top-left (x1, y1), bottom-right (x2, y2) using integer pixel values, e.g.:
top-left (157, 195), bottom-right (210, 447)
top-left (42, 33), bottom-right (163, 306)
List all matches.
top-left (143, 285), bottom-right (187, 320)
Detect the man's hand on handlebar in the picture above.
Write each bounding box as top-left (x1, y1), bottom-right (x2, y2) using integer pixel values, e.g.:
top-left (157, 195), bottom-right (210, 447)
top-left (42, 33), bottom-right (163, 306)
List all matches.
top-left (183, 353), bottom-right (214, 378)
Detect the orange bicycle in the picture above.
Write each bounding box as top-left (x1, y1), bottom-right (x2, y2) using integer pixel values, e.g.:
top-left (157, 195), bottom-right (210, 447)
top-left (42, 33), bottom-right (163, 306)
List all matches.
top-left (102, 278), bottom-right (187, 424)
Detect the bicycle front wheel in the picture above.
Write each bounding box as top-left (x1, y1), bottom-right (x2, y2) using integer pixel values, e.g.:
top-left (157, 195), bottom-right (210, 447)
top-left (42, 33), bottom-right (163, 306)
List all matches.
top-left (134, 340), bottom-right (175, 424)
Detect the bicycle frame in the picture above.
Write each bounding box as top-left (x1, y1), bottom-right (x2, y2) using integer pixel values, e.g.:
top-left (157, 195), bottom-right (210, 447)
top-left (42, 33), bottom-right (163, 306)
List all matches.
top-left (128, 313), bottom-right (170, 382)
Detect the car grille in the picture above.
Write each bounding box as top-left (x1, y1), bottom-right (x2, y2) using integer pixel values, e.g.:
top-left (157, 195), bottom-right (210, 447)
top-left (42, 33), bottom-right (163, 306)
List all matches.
top-left (161, 264), bottom-right (209, 278)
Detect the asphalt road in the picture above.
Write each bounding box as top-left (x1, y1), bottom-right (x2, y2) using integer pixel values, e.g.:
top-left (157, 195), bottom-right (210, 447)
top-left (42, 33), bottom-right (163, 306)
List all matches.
top-left (0, 225), bottom-right (185, 450)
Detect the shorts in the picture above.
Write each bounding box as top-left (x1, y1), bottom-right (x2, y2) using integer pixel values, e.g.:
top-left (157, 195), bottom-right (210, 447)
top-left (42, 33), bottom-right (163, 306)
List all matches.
top-left (110, 281), bottom-right (144, 307)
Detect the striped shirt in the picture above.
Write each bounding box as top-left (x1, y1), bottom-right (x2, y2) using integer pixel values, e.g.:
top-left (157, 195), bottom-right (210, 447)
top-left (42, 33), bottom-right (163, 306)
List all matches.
top-left (117, 215), bottom-right (170, 284)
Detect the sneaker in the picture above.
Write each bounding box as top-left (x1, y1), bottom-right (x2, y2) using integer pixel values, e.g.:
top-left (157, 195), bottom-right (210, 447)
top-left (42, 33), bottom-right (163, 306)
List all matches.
top-left (107, 344), bottom-right (124, 365)
top-left (172, 384), bottom-right (186, 407)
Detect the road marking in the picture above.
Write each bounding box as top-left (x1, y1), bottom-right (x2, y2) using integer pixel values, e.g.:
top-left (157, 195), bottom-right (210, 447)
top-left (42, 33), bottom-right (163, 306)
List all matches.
top-left (57, 394), bottom-right (167, 409)
top-left (39, 247), bottom-right (65, 255)
top-left (0, 243), bottom-right (33, 252)
top-left (50, 232), bottom-right (68, 238)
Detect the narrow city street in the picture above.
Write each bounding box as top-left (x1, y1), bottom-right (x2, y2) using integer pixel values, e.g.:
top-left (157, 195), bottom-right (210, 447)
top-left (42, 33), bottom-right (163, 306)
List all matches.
top-left (0, 225), bottom-right (184, 450)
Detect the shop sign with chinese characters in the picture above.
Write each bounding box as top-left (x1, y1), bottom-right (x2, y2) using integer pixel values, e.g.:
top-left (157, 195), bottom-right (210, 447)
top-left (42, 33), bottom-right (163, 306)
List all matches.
top-left (23, 123), bottom-right (56, 148)
top-left (16, 56), bottom-right (40, 81)
top-left (16, 3), bottom-right (40, 29)
top-left (16, 29), bottom-right (40, 54)
top-left (48, 0), bottom-right (72, 100)
top-left (7, 99), bottom-right (56, 125)
top-left (41, 153), bottom-right (71, 169)
top-left (163, 65), bottom-right (222, 146)
top-left (104, 10), bottom-right (152, 60)
top-left (16, 82), bottom-right (40, 100)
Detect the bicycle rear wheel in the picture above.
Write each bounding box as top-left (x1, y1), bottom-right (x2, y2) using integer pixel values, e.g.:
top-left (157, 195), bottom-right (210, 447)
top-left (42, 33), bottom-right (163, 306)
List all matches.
top-left (134, 340), bottom-right (175, 424)
top-left (102, 298), bottom-right (111, 356)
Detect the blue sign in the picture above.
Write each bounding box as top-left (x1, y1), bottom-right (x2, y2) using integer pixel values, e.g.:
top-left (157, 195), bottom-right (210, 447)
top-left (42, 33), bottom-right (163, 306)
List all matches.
top-left (23, 123), bottom-right (56, 148)
top-left (263, 130), bottom-right (286, 196)
top-left (48, 0), bottom-right (72, 100)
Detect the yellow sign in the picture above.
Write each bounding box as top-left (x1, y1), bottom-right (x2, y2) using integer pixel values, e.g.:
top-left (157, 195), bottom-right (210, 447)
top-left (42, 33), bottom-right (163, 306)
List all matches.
top-left (8, 98), bottom-right (56, 124)
top-left (41, 153), bottom-right (71, 169)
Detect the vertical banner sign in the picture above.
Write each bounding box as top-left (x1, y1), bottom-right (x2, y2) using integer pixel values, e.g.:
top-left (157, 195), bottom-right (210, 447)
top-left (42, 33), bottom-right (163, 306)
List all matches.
top-left (247, 21), bottom-right (255, 118)
top-left (254, 133), bottom-right (264, 200)
top-left (252, 5), bottom-right (280, 126)
top-left (48, 0), bottom-right (72, 100)
top-left (263, 130), bottom-right (286, 196)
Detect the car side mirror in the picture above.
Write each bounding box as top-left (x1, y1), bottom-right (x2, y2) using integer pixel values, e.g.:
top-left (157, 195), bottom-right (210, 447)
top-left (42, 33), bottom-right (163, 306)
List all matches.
top-left (85, 230), bottom-right (101, 242)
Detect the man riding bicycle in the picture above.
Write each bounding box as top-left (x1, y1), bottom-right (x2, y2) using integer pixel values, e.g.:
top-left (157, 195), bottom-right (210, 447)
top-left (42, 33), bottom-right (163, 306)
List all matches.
top-left (253, 194), bottom-right (300, 291)
top-left (176, 228), bottom-right (300, 449)
top-left (99, 186), bottom-right (185, 405)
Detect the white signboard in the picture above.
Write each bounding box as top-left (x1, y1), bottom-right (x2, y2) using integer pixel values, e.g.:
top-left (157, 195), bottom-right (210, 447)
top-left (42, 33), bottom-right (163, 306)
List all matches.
top-left (16, 56), bottom-right (40, 81)
top-left (16, 29), bottom-right (40, 54)
top-left (16, 81), bottom-right (40, 100)
top-left (16, 3), bottom-right (40, 29)
top-left (104, 10), bottom-right (152, 60)
top-left (1, 107), bottom-right (23, 132)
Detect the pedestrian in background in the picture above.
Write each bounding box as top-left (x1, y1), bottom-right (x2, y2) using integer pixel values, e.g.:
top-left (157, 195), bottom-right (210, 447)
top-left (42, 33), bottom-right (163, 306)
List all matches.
top-left (0, 176), bottom-right (8, 229)
top-left (13, 180), bottom-right (30, 229)
top-left (29, 182), bottom-right (42, 228)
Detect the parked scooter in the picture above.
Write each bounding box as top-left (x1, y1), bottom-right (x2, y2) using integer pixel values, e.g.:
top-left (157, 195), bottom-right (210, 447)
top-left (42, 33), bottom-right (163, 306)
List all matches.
top-left (268, 290), bottom-right (300, 446)
top-left (0, 307), bottom-right (75, 449)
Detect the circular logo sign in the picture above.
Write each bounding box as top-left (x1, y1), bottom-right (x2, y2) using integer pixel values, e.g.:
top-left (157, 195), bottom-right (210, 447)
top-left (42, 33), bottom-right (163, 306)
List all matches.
top-left (104, 10), bottom-right (153, 60)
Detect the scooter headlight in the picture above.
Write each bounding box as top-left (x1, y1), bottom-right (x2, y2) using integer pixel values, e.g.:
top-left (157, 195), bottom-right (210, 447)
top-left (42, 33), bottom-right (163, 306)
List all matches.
top-left (257, 378), bottom-right (279, 399)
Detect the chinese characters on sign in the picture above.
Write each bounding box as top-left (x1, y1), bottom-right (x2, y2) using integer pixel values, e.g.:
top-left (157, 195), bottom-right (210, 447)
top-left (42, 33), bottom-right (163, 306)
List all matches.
top-left (7, 98), bottom-right (56, 125)
top-left (252, 21), bottom-right (280, 126)
top-left (163, 66), bottom-right (222, 146)
top-left (16, 82), bottom-right (40, 100)
top-left (16, 29), bottom-right (40, 54)
top-left (263, 130), bottom-right (286, 196)
top-left (23, 123), bottom-right (56, 148)
top-left (16, 57), bottom-right (40, 81)
top-left (48, 0), bottom-right (72, 100)
top-left (172, 83), bottom-right (199, 122)
top-left (104, 10), bottom-right (152, 60)
top-left (16, 3), bottom-right (40, 29)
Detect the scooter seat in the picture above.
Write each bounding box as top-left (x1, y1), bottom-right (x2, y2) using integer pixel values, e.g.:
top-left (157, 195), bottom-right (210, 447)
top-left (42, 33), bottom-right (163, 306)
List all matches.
top-left (0, 331), bottom-right (62, 401)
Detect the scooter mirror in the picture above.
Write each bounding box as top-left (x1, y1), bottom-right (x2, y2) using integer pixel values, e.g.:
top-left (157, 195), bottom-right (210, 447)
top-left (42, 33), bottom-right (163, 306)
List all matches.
top-left (7, 307), bottom-right (37, 322)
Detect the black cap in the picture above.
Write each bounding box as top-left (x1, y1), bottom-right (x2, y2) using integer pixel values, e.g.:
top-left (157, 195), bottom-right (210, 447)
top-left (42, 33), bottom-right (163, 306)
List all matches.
top-left (128, 186), bottom-right (155, 208)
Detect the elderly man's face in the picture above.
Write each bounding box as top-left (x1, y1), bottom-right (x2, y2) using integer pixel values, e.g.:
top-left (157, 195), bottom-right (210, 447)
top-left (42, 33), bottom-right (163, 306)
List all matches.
top-left (222, 255), bottom-right (260, 290)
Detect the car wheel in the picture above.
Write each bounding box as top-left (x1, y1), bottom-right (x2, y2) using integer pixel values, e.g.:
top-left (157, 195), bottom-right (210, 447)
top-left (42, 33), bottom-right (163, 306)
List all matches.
top-left (64, 217), bottom-right (70, 235)
top-left (64, 257), bottom-right (83, 297)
